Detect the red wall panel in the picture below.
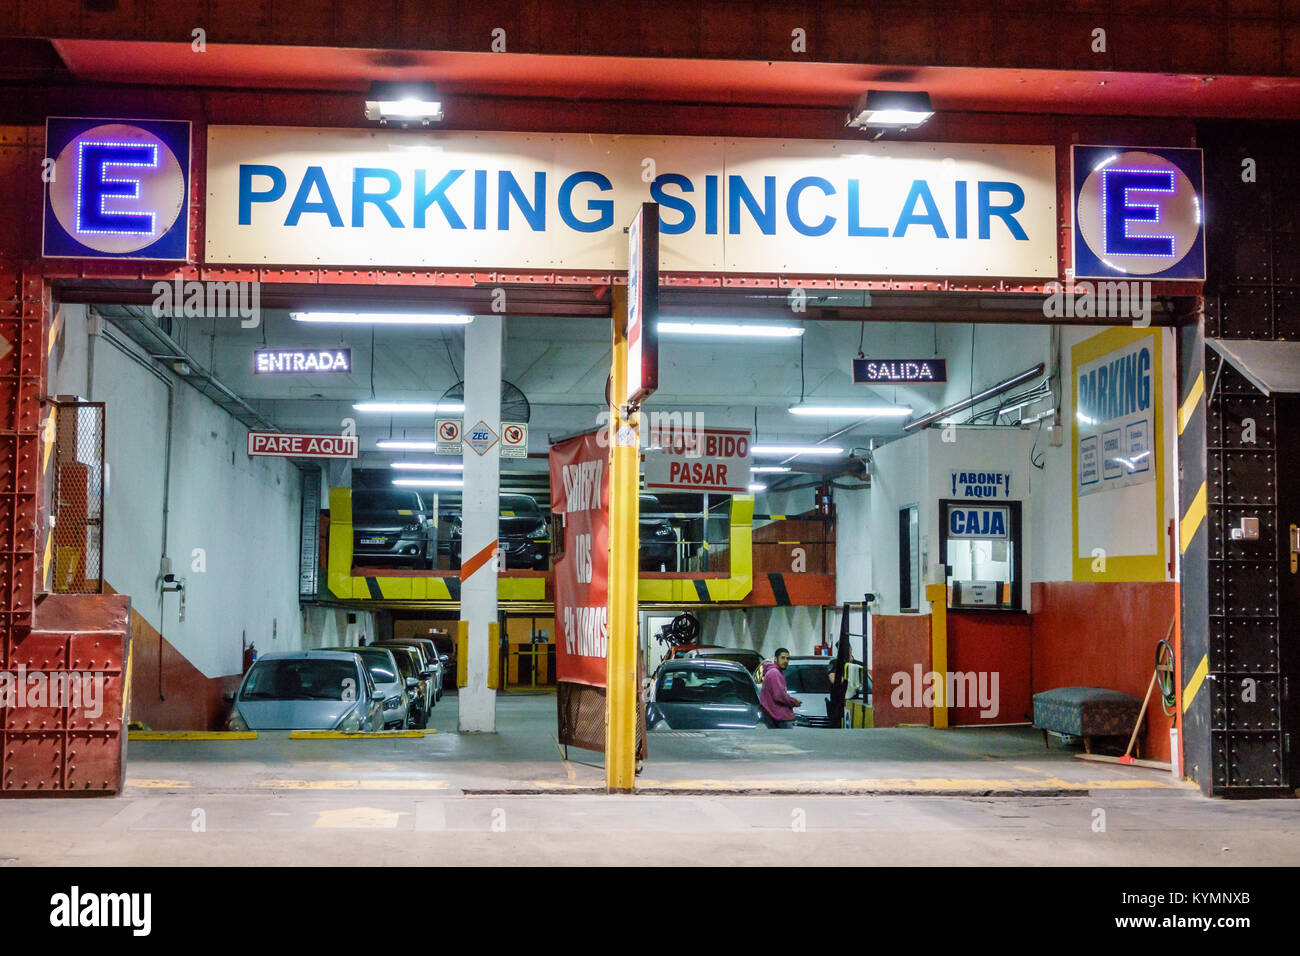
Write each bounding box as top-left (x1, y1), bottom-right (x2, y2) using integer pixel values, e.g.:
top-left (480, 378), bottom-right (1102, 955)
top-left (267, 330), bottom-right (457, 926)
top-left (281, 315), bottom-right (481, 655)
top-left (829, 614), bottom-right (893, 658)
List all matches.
top-left (1030, 581), bottom-right (1178, 761)
top-left (947, 611), bottom-right (1033, 726)
top-left (870, 613), bottom-right (931, 728)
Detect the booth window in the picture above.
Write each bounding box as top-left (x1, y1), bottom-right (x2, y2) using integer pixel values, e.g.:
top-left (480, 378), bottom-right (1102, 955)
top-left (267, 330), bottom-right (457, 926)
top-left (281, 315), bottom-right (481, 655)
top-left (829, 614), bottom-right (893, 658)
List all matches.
top-left (938, 499), bottom-right (1023, 612)
top-left (898, 505), bottom-right (920, 611)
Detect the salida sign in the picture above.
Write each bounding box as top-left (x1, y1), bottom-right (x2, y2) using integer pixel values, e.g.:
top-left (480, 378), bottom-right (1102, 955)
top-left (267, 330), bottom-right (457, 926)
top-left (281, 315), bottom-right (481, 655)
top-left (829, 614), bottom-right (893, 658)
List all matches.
top-left (247, 431), bottom-right (358, 459)
top-left (643, 428), bottom-right (752, 494)
top-left (549, 431), bottom-right (609, 687)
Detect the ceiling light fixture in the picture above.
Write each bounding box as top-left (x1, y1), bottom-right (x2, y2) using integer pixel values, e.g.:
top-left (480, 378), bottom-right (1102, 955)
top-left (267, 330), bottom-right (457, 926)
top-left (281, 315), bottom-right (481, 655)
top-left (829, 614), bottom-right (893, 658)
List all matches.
top-left (657, 321), bottom-right (805, 338)
top-left (788, 404), bottom-right (912, 418)
top-left (353, 401), bottom-right (464, 414)
top-left (751, 444), bottom-right (844, 457)
top-left (390, 461), bottom-right (464, 471)
top-left (392, 478), bottom-right (463, 489)
top-left (751, 466), bottom-right (791, 474)
top-left (846, 90), bottom-right (934, 130)
top-left (748, 483), bottom-right (767, 493)
top-left (364, 81), bottom-right (443, 126)
top-left (292, 312), bottom-right (472, 326)
top-left (376, 439), bottom-right (439, 451)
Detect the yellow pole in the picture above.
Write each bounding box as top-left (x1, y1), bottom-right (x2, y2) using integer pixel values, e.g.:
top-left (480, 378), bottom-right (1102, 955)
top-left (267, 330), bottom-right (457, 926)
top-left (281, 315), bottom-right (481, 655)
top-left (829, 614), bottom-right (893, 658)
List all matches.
top-left (606, 285), bottom-right (639, 792)
top-left (925, 583), bottom-right (949, 729)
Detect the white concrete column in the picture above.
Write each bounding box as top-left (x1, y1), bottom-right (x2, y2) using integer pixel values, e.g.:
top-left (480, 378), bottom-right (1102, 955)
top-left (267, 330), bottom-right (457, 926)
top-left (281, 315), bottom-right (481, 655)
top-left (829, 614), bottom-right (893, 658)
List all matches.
top-left (457, 314), bottom-right (501, 733)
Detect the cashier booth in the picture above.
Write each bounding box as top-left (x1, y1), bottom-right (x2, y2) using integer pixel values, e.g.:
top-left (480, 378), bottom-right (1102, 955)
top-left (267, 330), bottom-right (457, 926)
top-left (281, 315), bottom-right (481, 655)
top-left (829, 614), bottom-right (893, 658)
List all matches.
top-left (939, 500), bottom-right (1024, 611)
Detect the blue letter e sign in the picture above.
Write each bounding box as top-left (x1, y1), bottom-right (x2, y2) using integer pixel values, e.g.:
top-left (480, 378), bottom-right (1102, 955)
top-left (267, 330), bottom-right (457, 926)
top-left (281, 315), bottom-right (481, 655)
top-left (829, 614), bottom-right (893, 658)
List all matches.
top-left (43, 117), bottom-right (191, 261)
top-left (1071, 144), bottom-right (1205, 281)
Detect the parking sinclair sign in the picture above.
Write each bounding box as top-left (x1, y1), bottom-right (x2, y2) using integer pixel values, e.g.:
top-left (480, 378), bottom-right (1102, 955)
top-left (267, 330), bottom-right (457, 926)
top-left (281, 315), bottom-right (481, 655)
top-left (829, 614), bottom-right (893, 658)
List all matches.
top-left (205, 127), bottom-right (1058, 279)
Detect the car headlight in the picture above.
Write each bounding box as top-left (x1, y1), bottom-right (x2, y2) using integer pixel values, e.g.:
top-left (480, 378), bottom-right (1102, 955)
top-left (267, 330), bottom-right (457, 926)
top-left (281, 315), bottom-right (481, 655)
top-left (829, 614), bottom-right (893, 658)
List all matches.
top-left (382, 695), bottom-right (402, 711)
top-left (333, 707), bottom-right (363, 732)
top-left (401, 522), bottom-right (420, 534)
top-left (226, 709), bottom-right (249, 732)
top-left (655, 525), bottom-right (674, 537)
top-left (526, 523), bottom-right (548, 539)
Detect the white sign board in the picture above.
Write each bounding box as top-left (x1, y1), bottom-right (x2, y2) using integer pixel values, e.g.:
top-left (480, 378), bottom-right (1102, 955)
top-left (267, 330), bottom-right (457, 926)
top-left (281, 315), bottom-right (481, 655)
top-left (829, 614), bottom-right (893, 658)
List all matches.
top-left (1076, 338), bottom-right (1155, 498)
top-left (247, 431), bottom-right (358, 459)
top-left (948, 470), bottom-right (1014, 499)
top-left (205, 127), bottom-right (1058, 279)
top-left (500, 421), bottom-right (528, 459)
top-left (435, 418), bottom-right (461, 455)
top-left (643, 428), bottom-right (751, 494)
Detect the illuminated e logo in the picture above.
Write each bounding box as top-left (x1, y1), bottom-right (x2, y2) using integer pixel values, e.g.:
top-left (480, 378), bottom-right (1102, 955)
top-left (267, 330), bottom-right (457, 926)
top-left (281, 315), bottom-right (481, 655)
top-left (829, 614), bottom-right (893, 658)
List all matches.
top-left (1072, 146), bottom-right (1204, 280)
top-left (76, 141), bottom-right (160, 235)
top-left (45, 118), bottom-right (190, 260)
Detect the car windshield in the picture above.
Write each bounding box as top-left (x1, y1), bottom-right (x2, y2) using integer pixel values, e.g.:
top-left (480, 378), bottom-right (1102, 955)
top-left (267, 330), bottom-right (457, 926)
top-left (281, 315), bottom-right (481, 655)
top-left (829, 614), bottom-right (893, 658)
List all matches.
top-left (500, 495), bottom-right (540, 517)
top-left (700, 651), bottom-right (759, 669)
top-left (355, 650), bottom-right (398, 684)
top-left (656, 668), bottom-right (758, 705)
top-left (389, 651), bottom-right (414, 680)
top-left (240, 659), bottom-right (360, 701)
top-left (354, 490), bottom-right (422, 513)
top-left (785, 663), bottom-right (832, 694)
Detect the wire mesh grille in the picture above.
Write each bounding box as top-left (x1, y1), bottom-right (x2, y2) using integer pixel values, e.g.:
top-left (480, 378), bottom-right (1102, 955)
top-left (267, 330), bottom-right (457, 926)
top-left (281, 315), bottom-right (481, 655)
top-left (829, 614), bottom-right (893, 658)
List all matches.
top-left (49, 402), bottom-right (106, 594)
top-left (556, 681), bottom-right (647, 758)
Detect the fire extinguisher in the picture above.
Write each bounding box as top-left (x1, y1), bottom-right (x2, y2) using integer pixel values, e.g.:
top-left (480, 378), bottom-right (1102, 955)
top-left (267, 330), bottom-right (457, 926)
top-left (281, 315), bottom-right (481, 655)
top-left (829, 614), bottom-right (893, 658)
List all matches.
top-left (243, 643), bottom-right (258, 673)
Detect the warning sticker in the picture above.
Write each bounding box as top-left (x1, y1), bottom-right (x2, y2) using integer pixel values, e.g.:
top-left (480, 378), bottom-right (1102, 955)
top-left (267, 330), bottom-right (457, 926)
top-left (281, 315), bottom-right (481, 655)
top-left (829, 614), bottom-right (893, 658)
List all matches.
top-left (501, 421), bottom-right (528, 459)
top-left (435, 418), bottom-right (462, 455)
top-left (464, 420), bottom-right (499, 456)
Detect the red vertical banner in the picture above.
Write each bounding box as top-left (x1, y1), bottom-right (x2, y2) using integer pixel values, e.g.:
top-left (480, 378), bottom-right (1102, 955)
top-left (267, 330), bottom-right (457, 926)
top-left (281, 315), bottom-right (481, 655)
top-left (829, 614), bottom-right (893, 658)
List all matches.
top-left (549, 430), bottom-right (610, 687)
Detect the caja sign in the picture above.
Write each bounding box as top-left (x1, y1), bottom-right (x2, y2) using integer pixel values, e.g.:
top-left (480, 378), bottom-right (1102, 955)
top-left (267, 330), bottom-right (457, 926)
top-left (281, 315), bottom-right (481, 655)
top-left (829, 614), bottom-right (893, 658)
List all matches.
top-left (1071, 145), bottom-right (1205, 281)
top-left (43, 117), bottom-right (191, 261)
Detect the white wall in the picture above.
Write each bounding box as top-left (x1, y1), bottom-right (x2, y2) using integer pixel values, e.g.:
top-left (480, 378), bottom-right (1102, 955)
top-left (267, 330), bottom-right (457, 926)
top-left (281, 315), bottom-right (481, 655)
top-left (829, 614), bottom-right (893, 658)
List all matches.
top-left (49, 305), bottom-right (367, 678)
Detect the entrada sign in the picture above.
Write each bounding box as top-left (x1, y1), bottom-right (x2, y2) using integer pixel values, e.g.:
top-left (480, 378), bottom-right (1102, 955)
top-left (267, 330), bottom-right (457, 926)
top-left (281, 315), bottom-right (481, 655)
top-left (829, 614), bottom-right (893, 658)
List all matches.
top-left (853, 358), bottom-right (948, 384)
top-left (254, 348), bottom-right (352, 373)
top-left (206, 128), bottom-right (1058, 278)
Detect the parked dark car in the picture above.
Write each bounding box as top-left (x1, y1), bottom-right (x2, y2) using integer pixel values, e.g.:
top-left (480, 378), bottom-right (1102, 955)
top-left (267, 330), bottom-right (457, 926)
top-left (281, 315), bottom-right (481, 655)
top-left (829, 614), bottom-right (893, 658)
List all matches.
top-left (352, 488), bottom-right (437, 569)
top-left (448, 493), bottom-right (549, 571)
top-left (640, 494), bottom-right (678, 571)
top-left (377, 637), bottom-right (444, 700)
top-left (384, 643), bottom-right (432, 728)
top-left (646, 659), bottom-right (767, 731)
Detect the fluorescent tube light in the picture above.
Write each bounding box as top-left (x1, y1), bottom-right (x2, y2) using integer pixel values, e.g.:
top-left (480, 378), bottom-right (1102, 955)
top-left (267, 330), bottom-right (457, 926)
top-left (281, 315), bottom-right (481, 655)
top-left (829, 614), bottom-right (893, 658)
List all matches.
top-left (657, 321), bottom-right (804, 338)
top-left (390, 461), bottom-right (464, 471)
top-left (392, 478), bottom-right (463, 489)
top-left (751, 444), bottom-right (844, 457)
top-left (292, 312), bottom-right (471, 326)
top-left (353, 401), bottom-right (464, 414)
top-left (789, 404), bottom-right (912, 418)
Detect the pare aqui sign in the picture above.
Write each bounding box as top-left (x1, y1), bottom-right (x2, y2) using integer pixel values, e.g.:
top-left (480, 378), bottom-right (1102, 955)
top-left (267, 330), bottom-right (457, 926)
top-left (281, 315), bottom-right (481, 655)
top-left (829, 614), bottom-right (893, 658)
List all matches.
top-left (247, 431), bottom-right (358, 459)
top-left (643, 428), bottom-right (751, 494)
top-left (950, 470), bottom-right (1013, 499)
top-left (853, 358), bottom-right (947, 384)
top-left (254, 348), bottom-right (351, 373)
top-left (947, 505), bottom-right (1009, 540)
top-left (1071, 145), bottom-right (1205, 281)
top-left (44, 117), bottom-right (192, 261)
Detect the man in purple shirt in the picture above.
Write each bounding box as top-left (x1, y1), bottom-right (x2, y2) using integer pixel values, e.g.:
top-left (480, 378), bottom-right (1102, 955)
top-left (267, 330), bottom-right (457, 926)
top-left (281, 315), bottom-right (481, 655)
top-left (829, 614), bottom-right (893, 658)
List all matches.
top-left (759, 647), bottom-right (802, 728)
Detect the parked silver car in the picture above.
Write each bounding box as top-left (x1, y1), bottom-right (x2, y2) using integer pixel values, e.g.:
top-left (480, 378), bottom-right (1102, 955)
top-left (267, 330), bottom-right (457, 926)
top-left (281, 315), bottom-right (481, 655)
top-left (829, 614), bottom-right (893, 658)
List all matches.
top-left (227, 651), bottom-right (384, 732)
top-left (338, 646), bottom-right (415, 729)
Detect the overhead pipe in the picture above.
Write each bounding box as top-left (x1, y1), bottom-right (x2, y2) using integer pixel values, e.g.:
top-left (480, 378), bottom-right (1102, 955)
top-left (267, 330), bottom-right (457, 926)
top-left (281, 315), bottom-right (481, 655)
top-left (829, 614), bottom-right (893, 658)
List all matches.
top-left (903, 363), bottom-right (1045, 432)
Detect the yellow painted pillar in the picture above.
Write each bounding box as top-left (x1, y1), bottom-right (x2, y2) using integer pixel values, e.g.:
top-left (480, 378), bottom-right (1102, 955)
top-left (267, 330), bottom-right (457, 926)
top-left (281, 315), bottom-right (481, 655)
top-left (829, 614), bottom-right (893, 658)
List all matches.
top-left (926, 583), bottom-right (949, 729)
top-left (606, 285), bottom-right (639, 793)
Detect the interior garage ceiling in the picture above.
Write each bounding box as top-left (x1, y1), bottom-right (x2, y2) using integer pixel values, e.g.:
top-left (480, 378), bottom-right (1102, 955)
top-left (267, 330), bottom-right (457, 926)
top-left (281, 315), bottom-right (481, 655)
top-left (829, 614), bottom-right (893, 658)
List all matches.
top-left (89, 304), bottom-right (1059, 482)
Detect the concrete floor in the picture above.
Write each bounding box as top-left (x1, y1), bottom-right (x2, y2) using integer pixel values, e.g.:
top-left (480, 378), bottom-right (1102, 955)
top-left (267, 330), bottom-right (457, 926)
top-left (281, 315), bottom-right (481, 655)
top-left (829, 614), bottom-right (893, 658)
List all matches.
top-left (2, 693), bottom-right (1299, 865)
